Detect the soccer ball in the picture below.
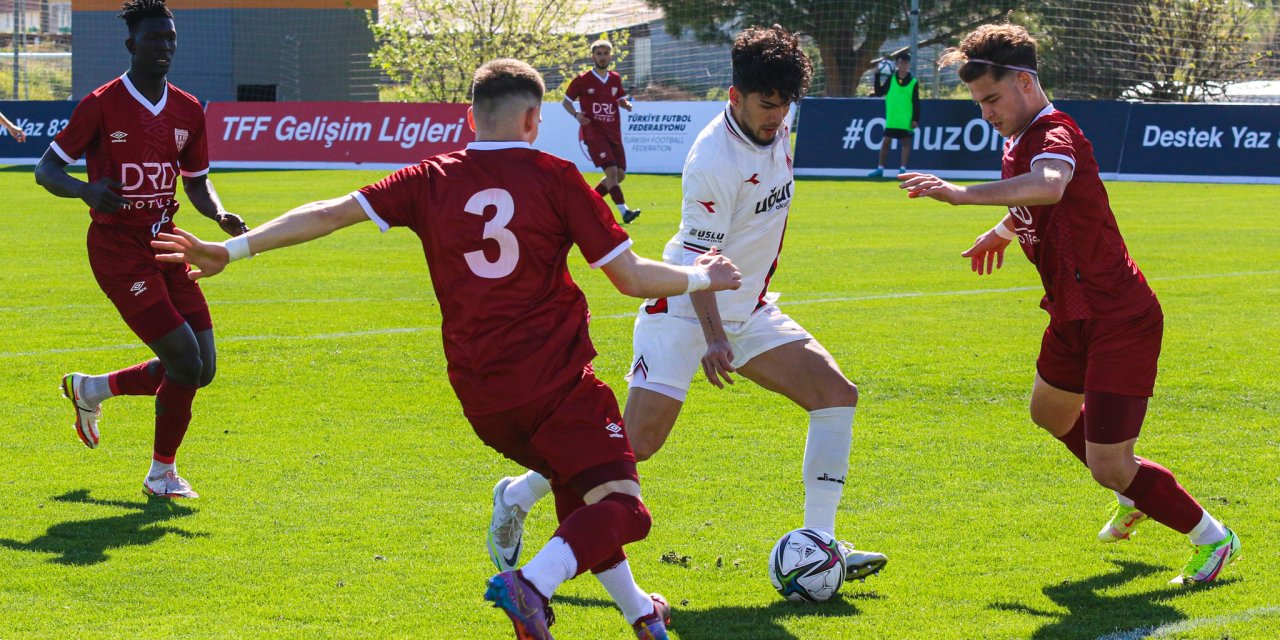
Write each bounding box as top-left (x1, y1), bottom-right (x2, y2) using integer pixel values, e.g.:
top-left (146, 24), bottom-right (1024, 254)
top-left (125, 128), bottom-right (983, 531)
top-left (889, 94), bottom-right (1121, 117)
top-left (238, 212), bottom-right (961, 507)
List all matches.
top-left (768, 528), bottom-right (846, 602)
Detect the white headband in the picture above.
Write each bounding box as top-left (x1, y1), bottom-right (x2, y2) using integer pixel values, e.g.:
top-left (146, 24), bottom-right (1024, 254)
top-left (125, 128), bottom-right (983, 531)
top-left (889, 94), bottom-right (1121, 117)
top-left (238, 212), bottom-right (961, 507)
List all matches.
top-left (967, 58), bottom-right (1038, 75)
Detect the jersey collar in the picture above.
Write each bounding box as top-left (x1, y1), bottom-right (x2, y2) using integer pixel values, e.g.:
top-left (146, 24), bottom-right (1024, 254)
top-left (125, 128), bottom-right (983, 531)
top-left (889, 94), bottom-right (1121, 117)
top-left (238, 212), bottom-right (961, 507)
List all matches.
top-left (120, 72), bottom-right (168, 117)
top-left (467, 141), bottom-right (532, 151)
top-left (1008, 103), bottom-right (1055, 148)
top-left (590, 69), bottom-right (609, 83)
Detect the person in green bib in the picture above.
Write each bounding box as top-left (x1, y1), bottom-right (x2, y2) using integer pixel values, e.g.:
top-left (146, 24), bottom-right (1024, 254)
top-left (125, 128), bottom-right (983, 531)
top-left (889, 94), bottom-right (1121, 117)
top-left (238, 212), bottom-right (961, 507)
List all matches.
top-left (869, 51), bottom-right (920, 178)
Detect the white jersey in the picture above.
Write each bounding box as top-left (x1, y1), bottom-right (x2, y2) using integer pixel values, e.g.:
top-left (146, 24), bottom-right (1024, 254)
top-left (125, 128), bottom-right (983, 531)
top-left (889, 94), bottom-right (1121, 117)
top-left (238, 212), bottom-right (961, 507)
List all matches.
top-left (644, 106), bottom-right (794, 322)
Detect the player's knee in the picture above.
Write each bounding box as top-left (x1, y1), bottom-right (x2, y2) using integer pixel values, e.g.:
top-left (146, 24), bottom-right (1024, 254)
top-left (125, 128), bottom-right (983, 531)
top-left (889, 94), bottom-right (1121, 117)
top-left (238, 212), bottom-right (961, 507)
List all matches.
top-left (809, 378), bottom-right (858, 410)
top-left (624, 494), bottom-right (652, 539)
top-left (1088, 462), bottom-right (1130, 491)
top-left (198, 361), bottom-right (217, 388)
top-left (631, 434), bottom-right (663, 462)
top-left (163, 354), bottom-right (204, 386)
top-left (1028, 402), bottom-right (1065, 434)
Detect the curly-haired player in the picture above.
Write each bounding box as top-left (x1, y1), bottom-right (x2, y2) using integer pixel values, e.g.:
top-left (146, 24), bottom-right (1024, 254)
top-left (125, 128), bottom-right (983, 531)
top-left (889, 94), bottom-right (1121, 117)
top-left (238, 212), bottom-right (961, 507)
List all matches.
top-left (900, 24), bottom-right (1239, 584)
top-left (34, 0), bottom-right (248, 499)
top-left (491, 25), bottom-right (888, 592)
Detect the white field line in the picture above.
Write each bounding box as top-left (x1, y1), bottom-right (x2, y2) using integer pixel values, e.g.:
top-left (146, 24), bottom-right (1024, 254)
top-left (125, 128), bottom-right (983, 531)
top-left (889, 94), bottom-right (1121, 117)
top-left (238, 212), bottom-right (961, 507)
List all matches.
top-left (0, 327), bottom-right (429, 359)
top-left (3, 270), bottom-right (1277, 358)
top-left (1095, 605), bottom-right (1280, 640)
top-left (595, 269), bottom-right (1280, 319)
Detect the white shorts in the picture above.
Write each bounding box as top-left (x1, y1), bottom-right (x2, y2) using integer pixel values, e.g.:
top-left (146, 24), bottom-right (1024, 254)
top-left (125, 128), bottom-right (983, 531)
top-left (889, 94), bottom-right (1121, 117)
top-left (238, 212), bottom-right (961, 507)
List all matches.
top-left (625, 304), bottom-right (812, 401)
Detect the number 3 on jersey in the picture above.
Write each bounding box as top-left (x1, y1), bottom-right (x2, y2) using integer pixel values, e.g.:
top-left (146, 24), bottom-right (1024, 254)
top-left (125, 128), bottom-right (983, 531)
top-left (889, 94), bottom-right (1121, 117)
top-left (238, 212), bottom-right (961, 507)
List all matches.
top-left (463, 188), bottom-right (519, 279)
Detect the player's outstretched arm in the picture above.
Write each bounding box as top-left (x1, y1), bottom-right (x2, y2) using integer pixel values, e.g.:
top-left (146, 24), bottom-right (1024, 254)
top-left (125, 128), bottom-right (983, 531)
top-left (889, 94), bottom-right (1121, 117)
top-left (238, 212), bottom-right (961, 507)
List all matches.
top-left (1, 111), bottom-right (25, 143)
top-left (600, 246), bottom-right (741, 299)
top-left (34, 149), bottom-right (129, 212)
top-left (898, 159), bottom-right (1071, 207)
top-left (182, 175), bottom-right (248, 237)
top-left (151, 194), bottom-right (370, 280)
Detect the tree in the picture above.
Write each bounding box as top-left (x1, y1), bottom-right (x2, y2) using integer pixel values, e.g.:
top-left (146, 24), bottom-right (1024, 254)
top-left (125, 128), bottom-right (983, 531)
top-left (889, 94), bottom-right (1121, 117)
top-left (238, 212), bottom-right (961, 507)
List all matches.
top-left (643, 0), bottom-right (1017, 97)
top-left (368, 0), bottom-right (592, 102)
top-left (1033, 0), bottom-right (1268, 101)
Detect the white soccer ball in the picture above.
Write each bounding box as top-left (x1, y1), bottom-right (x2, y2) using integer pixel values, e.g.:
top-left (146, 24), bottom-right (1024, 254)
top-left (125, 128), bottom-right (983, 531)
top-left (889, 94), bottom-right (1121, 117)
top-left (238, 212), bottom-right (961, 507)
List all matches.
top-left (768, 528), bottom-right (846, 602)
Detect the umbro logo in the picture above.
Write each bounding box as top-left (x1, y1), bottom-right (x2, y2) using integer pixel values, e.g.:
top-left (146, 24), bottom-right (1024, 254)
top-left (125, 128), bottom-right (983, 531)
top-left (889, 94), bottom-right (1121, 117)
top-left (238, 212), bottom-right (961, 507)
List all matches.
top-left (130, 281), bottom-right (147, 296)
top-left (110, 131), bottom-right (128, 143)
top-left (605, 422), bottom-right (624, 439)
top-left (697, 200), bottom-right (716, 213)
top-left (587, 88), bottom-right (596, 94)
top-left (744, 173), bottom-right (760, 185)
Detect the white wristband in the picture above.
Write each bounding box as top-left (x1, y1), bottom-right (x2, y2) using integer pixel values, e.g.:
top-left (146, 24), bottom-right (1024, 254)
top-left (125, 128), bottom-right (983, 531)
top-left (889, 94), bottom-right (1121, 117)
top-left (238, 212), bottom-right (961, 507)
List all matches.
top-left (225, 235), bottom-right (252, 262)
top-left (684, 267), bottom-right (712, 293)
top-left (991, 221), bottom-right (1016, 240)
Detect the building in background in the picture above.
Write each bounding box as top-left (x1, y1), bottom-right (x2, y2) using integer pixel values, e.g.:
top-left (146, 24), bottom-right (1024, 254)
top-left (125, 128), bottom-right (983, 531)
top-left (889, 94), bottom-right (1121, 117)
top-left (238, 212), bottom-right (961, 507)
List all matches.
top-left (70, 0), bottom-right (376, 101)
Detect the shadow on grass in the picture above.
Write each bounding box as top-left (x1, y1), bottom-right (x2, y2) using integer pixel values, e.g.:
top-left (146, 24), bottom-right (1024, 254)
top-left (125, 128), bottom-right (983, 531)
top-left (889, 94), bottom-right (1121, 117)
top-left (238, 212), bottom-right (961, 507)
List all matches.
top-left (990, 559), bottom-right (1238, 639)
top-left (0, 489), bottom-right (204, 565)
top-left (555, 590), bottom-right (880, 639)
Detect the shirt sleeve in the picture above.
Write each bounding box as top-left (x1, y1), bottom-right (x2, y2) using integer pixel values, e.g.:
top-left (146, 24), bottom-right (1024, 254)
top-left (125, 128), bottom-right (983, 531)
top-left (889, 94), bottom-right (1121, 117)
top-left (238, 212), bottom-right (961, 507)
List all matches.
top-left (354, 163), bottom-right (426, 232)
top-left (560, 165), bottom-right (631, 268)
top-left (565, 75), bottom-right (582, 101)
top-left (179, 107), bottom-right (210, 177)
top-left (616, 76), bottom-right (628, 100)
top-left (49, 93), bottom-right (100, 163)
top-left (677, 169), bottom-right (735, 266)
top-left (1029, 123), bottom-right (1078, 171)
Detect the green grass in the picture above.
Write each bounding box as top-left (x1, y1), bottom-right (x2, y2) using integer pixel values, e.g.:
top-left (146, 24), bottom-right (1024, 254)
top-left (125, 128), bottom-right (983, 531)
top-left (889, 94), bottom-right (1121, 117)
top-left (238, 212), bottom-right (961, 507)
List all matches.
top-left (0, 166), bottom-right (1277, 639)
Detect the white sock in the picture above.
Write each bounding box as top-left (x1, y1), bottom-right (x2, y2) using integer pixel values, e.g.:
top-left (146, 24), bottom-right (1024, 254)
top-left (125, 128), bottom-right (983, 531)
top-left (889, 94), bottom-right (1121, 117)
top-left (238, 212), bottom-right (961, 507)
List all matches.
top-left (876, 164), bottom-right (885, 170)
top-left (1115, 491), bottom-right (1136, 508)
top-left (83, 373), bottom-right (114, 406)
top-left (617, 203), bottom-right (629, 215)
top-left (520, 536), bottom-right (577, 599)
top-left (594, 559), bottom-right (654, 624)
top-left (803, 407), bottom-right (855, 536)
top-left (504, 471), bottom-right (552, 512)
top-left (148, 458), bottom-right (176, 479)
top-left (1188, 510), bottom-right (1229, 546)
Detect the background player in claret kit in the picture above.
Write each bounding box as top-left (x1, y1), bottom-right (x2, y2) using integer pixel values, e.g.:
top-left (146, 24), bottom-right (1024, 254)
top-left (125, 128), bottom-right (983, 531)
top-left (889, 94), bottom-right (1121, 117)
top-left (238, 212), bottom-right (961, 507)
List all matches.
top-left (495, 25), bottom-right (889, 590)
top-left (33, 0), bottom-right (248, 499)
top-left (898, 24), bottom-right (1239, 585)
top-left (563, 39), bottom-right (640, 224)
top-left (151, 58), bottom-right (741, 640)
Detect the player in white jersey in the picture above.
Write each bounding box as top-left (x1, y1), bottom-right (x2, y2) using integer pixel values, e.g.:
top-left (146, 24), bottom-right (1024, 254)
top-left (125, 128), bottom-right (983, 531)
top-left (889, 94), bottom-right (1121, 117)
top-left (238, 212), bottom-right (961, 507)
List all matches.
top-left (489, 26), bottom-right (888, 591)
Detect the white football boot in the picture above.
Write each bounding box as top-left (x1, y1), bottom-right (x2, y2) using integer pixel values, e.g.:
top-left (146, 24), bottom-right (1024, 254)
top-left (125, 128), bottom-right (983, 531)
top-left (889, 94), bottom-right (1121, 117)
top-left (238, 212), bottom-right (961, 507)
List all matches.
top-left (143, 471), bottom-right (199, 499)
top-left (60, 373), bottom-right (101, 449)
top-left (487, 476), bottom-right (528, 571)
top-left (838, 540), bottom-right (888, 581)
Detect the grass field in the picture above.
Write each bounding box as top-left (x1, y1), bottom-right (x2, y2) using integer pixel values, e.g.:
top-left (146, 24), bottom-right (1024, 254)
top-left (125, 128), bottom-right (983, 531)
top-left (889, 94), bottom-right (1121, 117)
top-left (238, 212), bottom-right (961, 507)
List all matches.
top-left (0, 166), bottom-right (1277, 639)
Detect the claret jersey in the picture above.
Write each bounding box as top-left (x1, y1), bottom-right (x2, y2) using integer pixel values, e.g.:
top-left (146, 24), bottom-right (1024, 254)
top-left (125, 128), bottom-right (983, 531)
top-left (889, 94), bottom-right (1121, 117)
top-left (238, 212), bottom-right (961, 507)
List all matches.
top-left (1004, 104), bottom-right (1156, 321)
top-left (51, 73), bottom-right (209, 233)
top-left (645, 106), bottom-right (794, 322)
top-left (565, 69), bottom-right (628, 142)
top-left (353, 141), bottom-right (632, 414)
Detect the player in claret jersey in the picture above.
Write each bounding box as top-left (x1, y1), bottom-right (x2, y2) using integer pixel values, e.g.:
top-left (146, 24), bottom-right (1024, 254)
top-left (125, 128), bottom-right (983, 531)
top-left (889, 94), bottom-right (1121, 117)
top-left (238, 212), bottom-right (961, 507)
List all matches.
top-left (151, 58), bottom-right (741, 640)
top-left (34, 0), bottom-right (247, 499)
top-left (898, 24), bottom-right (1239, 585)
top-left (563, 39), bottom-right (640, 223)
